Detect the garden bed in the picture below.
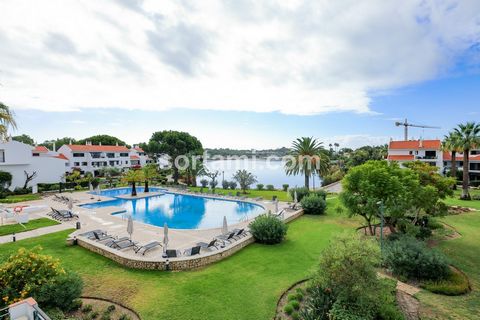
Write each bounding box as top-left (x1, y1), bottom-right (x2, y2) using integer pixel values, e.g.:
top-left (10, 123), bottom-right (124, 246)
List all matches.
top-left (68, 297), bottom-right (141, 320)
top-left (274, 279), bottom-right (309, 320)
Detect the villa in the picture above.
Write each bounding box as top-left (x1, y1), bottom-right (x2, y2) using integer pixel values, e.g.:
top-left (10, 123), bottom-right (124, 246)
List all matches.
top-left (387, 139), bottom-right (480, 181)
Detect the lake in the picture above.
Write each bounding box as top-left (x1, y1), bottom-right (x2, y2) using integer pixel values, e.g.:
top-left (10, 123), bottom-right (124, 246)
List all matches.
top-left (197, 159), bottom-right (322, 189)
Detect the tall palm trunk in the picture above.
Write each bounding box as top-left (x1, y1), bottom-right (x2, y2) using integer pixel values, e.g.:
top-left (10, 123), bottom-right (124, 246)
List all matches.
top-left (144, 180), bottom-right (149, 193)
top-left (461, 150), bottom-right (470, 200)
top-left (451, 150), bottom-right (457, 190)
top-left (131, 182), bottom-right (137, 196)
top-left (304, 173), bottom-right (309, 189)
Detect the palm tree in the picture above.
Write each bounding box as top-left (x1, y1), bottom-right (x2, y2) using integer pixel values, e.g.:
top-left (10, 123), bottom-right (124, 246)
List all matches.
top-left (122, 169), bottom-right (144, 196)
top-left (0, 102), bottom-right (17, 140)
top-left (453, 122), bottom-right (480, 200)
top-left (285, 137), bottom-right (330, 189)
top-left (142, 164), bottom-right (158, 192)
top-left (183, 154), bottom-right (206, 187)
top-left (442, 132), bottom-right (462, 189)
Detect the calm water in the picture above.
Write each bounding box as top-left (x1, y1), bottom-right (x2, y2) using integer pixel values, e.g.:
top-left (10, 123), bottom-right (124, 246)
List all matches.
top-left (199, 159), bottom-right (322, 189)
top-left (82, 187), bottom-right (265, 229)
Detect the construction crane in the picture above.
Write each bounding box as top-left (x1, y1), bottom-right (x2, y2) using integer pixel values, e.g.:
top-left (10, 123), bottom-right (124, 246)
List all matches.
top-left (395, 118), bottom-right (440, 141)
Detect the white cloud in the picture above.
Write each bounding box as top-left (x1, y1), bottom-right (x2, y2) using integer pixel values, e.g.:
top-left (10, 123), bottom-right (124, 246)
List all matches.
top-left (0, 0), bottom-right (479, 115)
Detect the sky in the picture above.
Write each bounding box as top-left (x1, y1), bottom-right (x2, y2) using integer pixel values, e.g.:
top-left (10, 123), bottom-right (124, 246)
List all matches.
top-left (0, 0), bottom-right (480, 149)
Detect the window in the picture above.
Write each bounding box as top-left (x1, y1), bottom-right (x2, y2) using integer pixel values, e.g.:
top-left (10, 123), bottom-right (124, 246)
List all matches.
top-left (120, 153), bottom-right (129, 157)
top-left (415, 150), bottom-right (419, 155)
top-left (74, 162), bottom-right (80, 166)
top-left (65, 163), bottom-right (69, 167)
top-left (0, 150), bottom-right (4, 162)
top-left (471, 163), bottom-right (480, 171)
top-left (32, 153), bottom-right (40, 157)
top-left (106, 153), bottom-right (115, 158)
top-left (409, 151), bottom-right (413, 155)
top-left (73, 153), bottom-right (85, 157)
top-left (82, 162), bottom-right (87, 166)
top-left (472, 150), bottom-right (479, 155)
top-left (125, 160), bottom-right (129, 164)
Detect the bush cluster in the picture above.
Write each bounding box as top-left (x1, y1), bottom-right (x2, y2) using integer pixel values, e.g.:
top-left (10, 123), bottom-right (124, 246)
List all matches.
top-left (249, 214), bottom-right (288, 244)
top-left (282, 184), bottom-right (289, 192)
top-left (383, 235), bottom-right (450, 281)
top-left (256, 183), bottom-right (264, 190)
top-left (289, 187), bottom-right (310, 202)
top-left (301, 194), bottom-right (327, 215)
top-left (266, 184), bottom-right (275, 191)
top-left (421, 267), bottom-right (470, 295)
top-left (0, 247), bottom-right (83, 311)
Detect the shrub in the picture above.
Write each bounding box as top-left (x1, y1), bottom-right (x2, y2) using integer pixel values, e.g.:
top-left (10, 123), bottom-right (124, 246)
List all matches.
top-left (200, 179), bottom-right (208, 188)
top-left (266, 184), bottom-right (275, 191)
top-left (287, 293), bottom-right (297, 301)
top-left (13, 187), bottom-right (31, 195)
top-left (249, 214), bottom-right (288, 244)
top-left (256, 183), bottom-right (264, 190)
top-left (289, 187), bottom-right (310, 202)
top-left (284, 304), bottom-right (294, 315)
top-left (90, 311), bottom-right (99, 319)
top-left (119, 314), bottom-right (132, 320)
top-left (383, 235), bottom-right (450, 281)
top-left (299, 286), bottom-right (334, 320)
top-left (36, 271), bottom-right (84, 311)
top-left (296, 292), bottom-right (304, 301)
top-left (291, 311), bottom-right (300, 320)
top-left (222, 180), bottom-right (230, 189)
top-left (82, 304), bottom-right (93, 313)
top-left (101, 312), bottom-right (111, 320)
top-left (472, 194), bottom-right (480, 200)
top-left (312, 189), bottom-right (327, 200)
top-left (290, 300), bottom-right (300, 310)
top-left (106, 305), bottom-right (116, 313)
top-left (229, 181), bottom-right (237, 190)
top-left (421, 267), bottom-right (470, 295)
top-left (300, 194), bottom-right (327, 215)
top-left (44, 307), bottom-right (65, 320)
top-left (282, 184), bottom-right (289, 192)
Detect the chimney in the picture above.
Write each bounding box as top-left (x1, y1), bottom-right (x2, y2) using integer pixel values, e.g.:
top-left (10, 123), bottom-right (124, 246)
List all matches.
top-left (419, 138), bottom-right (423, 148)
top-left (99, 142), bottom-right (102, 146)
top-left (116, 142), bottom-right (119, 146)
top-left (52, 142), bottom-right (56, 152)
top-left (69, 139), bottom-right (72, 145)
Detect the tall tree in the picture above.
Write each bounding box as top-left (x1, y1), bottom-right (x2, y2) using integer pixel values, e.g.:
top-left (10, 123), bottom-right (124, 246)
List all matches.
top-left (0, 103), bottom-right (17, 140)
top-left (147, 131), bottom-right (203, 184)
top-left (285, 137), bottom-right (330, 189)
top-left (77, 135), bottom-right (128, 147)
top-left (40, 137), bottom-right (77, 151)
top-left (442, 131), bottom-right (462, 189)
top-left (12, 134), bottom-right (35, 145)
top-left (454, 122), bottom-right (480, 200)
top-left (122, 169), bottom-right (144, 196)
top-left (233, 169), bottom-right (257, 194)
top-left (182, 154), bottom-right (206, 186)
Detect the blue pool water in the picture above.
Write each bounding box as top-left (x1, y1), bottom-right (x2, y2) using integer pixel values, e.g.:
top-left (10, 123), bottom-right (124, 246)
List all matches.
top-left (82, 187), bottom-right (265, 229)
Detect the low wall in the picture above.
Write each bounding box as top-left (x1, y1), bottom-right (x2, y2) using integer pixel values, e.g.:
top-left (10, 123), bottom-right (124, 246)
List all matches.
top-left (74, 208), bottom-right (304, 271)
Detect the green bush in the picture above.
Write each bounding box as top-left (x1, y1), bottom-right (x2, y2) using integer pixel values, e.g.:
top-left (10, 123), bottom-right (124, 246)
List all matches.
top-left (299, 286), bottom-right (334, 320)
top-left (312, 189), bottom-right (327, 200)
top-left (296, 292), bottom-right (304, 301)
top-left (300, 194), bottom-right (327, 215)
top-left (291, 311), bottom-right (300, 320)
top-left (289, 187), bottom-right (310, 202)
top-left (284, 304), bottom-right (294, 315)
top-left (106, 305), bottom-right (116, 313)
top-left (383, 235), bottom-right (450, 281)
top-left (266, 184), bottom-right (274, 191)
top-left (256, 183), bottom-right (264, 190)
top-left (249, 214), bottom-right (288, 244)
top-left (119, 314), bottom-right (132, 320)
top-left (421, 267), bottom-right (470, 295)
top-left (290, 300), bottom-right (300, 310)
top-left (282, 184), bottom-right (289, 192)
top-left (200, 179), bottom-right (208, 188)
top-left (229, 181), bottom-right (237, 189)
top-left (287, 293), bottom-right (297, 301)
top-left (222, 180), bottom-right (230, 189)
top-left (37, 272), bottom-right (84, 311)
top-left (44, 307), bottom-right (65, 320)
top-left (82, 304), bottom-right (93, 313)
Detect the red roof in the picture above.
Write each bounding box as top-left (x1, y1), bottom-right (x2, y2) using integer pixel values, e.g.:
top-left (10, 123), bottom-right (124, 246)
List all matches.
top-left (389, 140), bottom-right (441, 150)
top-left (130, 155), bottom-right (140, 160)
top-left (134, 147), bottom-right (144, 152)
top-left (443, 151), bottom-right (480, 161)
top-left (33, 146), bottom-right (49, 153)
top-left (54, 153), bottom-right (69, 160)
top-left (387, 155), bottom-right (415, 161)
top-left (65, 144), bottom-right (130, 152)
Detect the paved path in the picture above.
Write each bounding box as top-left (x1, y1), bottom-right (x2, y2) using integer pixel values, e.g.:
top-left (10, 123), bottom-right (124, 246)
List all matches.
top-left (0, 223), bottom-right (73, 244)
top-left (321, 181), bottom-right (342, 193)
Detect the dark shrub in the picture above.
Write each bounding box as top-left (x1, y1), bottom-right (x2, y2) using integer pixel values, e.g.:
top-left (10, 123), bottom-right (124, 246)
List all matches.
top-left (229, 181), bottom-right (237, 189)
top-left (249, 214), bottom-right (287, 244)
top-left (282, 184), bottom-right (289, 192)
top-left (284, 304), bottom-right (294, 315)
top-left (256, 183), bottom-right (264, 190)
top-left (312, 189), bottom-right (327, 200)
top-left (37, 271), bottom-right (84, 311)
top-left (299, 286), bottom-right (334, 320)
top-left (119, 314), bottom-right (132, 320)
top-left (13, 187), bottom-right (31, 195)
top-left (200, 179), bottom-right (208, 188)
top-left (421, 267), bottom-right (470, 295)
top-left (383, 235), bottom-right (450, 281)
top-left (289, 187), bottom-right (310, 202)
top-left (222, 180), bottom-right (230, 189)
top-left (266, 184), bottom-right (274, 191)
top-left (301, 194), bottom-right (327, 215)
top-left (290, 300), bottom-right (300, 310)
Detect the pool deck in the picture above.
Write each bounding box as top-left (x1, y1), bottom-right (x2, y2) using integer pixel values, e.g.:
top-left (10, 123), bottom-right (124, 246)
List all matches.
top-left (1, 188), bottom-right (303, 270)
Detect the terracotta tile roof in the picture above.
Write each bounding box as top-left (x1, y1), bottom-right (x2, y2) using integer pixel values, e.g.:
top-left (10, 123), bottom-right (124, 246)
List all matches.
top-left (65, 144), bottom-right (130, 152)
top-left (389, 140), bottom-right (441, 150)
top-left (387, 155), bottom-right (415, 161)
top-left (442, 151), bottom-right (480, 161)
top-left (33, 146), bottom-right (49, 153)
top-left (130, 155), bottom-right (140, 160)
top-left (54, 153), bottom-right (69, 160)
top-left (134, 147), bottom-right (144, 152)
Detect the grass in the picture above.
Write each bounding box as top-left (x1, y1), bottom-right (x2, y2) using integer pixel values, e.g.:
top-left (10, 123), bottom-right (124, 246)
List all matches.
top-left (417, 211), bottom-right (480, 319)
top-left (188, 186), bottom-right (292, 202)
top-left (421, 267), bottom-right (470, 296)
top-left (0, 198), bottom-right (354, 320)
top-left (0, 218), bottom-right (60, 236)
top-left (443, 189), bottom-right (480, 210)
top-left (0, 194), bottom-right (42, 203)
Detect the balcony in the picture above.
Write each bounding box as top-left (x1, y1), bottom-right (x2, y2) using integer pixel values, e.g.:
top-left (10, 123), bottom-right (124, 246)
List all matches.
top-left (415, 156), bottom-right (438, 160)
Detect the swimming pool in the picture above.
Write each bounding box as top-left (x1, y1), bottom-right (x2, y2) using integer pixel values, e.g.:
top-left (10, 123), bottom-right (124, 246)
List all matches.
top-left (82, 187), bottom-right (265, 229)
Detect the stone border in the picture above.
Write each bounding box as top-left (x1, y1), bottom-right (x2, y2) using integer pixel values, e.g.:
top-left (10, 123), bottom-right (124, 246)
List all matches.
top-left (72, 208), bottom-right (304, 271)
top-left (80, 296), bottom-right (141, 320)
top-left (274, 278), bottom-right (310, 320)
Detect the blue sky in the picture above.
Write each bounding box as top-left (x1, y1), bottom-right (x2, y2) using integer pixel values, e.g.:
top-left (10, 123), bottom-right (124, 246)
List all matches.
top-left (1, 1), bottom-right (480, 148)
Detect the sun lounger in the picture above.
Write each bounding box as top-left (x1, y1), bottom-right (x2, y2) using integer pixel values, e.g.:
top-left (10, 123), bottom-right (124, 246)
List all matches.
top-left (216, 232), bottom-right (236, 244)
top-left (105, 236), bottom-right (129, 247)
top-left (230, 228), bottom-right (248, 239)
top-left (112, 239), bottom-right (137, 250)
top-left (165, 249), bottom-right (181, 258)
top-left (197, 239), bottom-right (219, 251)
top-left (134, 241), bottom-right (162, 255)
top-left (79, 229), bottom-right (103, 239)
top-left (92, 231), bottom-right (115, 242)
top-left (183, 246), bottom-right (201, 256)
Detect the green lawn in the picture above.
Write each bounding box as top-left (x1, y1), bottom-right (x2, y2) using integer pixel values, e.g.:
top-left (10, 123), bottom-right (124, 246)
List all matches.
top-left (0, 218), bottom-right (60, 236)
top-left (417, 211), bottom-right (480, 319)
top-left (0, 198), bottom-right (354, 320)
top-left (444, 189), bottom-right (480, 210)
top-left (0, 194), bottom-right (42, 203)
top-left (188, 186), bottom-right (293, 202)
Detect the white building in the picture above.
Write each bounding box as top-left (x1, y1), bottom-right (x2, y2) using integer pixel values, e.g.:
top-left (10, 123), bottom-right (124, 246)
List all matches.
top-left (58, 142), bottom-right (150, 175)
top-left (0, 139), bottom-right (67, 190)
